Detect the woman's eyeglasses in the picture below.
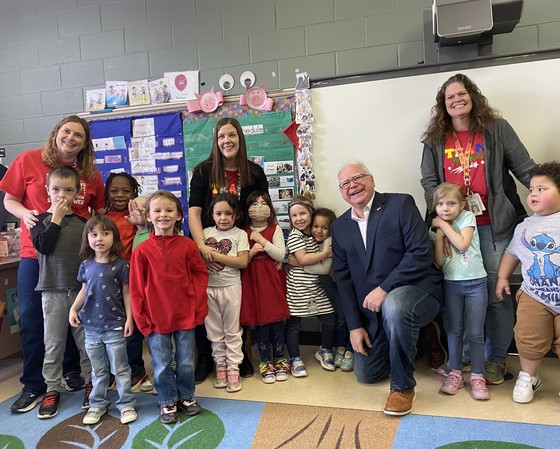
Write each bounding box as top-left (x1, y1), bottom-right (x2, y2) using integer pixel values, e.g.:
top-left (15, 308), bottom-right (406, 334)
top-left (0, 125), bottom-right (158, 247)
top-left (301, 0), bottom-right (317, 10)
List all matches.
top-left (337, 173), bottom-right (372, 190)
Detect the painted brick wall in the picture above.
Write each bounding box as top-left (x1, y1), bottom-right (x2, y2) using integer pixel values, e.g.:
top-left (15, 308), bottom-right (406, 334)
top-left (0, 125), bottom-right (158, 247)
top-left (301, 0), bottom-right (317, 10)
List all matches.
top-left (0, 0), bottom-right (559, 162)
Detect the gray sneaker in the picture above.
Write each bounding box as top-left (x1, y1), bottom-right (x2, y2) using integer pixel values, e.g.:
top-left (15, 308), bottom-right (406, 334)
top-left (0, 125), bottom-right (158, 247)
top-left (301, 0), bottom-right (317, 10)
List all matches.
top-left (83, 407), bottom-right (107, 425)
top-left (484, 360), bottom-right (506, 385)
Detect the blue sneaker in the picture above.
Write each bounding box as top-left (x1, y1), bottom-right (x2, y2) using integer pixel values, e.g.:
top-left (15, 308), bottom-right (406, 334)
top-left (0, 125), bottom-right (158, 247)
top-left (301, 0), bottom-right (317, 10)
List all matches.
top-left (289, 356), bottom-right (308, 377)
top-left (315, 348), bottom-right (335, 371)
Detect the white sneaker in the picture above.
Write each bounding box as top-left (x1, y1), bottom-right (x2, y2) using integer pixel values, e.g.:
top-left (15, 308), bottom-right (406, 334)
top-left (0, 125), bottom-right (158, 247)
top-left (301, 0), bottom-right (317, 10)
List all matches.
top-left (513, 371), bottom-right (542, 403)
top-left (120, 407), bottom-right (137, 424)
top-left (83, 407), bottom-right (107, 425)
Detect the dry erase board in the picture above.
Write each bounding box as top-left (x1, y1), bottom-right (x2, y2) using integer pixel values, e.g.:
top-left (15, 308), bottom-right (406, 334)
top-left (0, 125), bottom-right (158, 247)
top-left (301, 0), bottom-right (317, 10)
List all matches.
top-left (311, 57), bottom-right (559, 216)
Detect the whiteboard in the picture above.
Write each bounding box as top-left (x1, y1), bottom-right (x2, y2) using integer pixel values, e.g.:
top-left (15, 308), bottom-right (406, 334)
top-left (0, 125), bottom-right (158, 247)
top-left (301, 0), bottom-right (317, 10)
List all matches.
top-left (311, 58), bottom-right (559, 217)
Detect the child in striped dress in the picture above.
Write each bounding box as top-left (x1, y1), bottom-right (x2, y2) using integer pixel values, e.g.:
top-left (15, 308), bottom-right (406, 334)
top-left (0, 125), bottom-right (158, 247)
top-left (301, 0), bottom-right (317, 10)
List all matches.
top-left (285, 195), bottom-right (335, 377)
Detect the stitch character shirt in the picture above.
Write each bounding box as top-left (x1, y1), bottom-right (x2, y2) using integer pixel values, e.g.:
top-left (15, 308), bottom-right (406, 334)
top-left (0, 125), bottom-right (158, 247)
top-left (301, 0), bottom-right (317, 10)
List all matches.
top-left (505, 212), bottom-right (560, 312)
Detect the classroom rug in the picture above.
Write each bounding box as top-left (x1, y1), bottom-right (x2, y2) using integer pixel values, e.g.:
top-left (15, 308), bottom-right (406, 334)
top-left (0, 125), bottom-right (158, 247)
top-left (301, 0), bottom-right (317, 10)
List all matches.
top-left (1, 390), bottom-right (559, 448)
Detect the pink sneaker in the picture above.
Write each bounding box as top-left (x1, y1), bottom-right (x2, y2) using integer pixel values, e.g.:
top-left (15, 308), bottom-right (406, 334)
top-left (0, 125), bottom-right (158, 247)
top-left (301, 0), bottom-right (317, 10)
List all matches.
top-left (470, 374), bottom-right (490, 400)
top-left (440, 371), bottom-right (464, 395)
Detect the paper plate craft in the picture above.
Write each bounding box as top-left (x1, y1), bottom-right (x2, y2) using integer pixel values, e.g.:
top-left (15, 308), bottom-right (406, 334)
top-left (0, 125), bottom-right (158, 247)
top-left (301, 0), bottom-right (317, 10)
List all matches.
top-left (239, 84), bottom-right (274, 111)
top-left (186, 88), bottom-right (224, 113)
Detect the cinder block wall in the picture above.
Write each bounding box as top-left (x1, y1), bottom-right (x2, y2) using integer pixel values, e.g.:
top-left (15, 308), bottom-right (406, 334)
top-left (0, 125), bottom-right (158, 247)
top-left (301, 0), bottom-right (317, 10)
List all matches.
top-left (1, 0), bottom-right (559, 163)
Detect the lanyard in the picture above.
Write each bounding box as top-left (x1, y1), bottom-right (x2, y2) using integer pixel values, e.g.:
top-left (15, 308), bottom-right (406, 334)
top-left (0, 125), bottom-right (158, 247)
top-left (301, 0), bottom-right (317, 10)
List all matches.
top-left (452, 131), bottom-right (474, 196)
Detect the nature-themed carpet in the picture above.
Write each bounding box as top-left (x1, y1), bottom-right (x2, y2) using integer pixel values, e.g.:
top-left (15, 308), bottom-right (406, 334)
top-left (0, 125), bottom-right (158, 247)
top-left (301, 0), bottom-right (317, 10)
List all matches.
top-left (1, 390), bottom-right (559, 449)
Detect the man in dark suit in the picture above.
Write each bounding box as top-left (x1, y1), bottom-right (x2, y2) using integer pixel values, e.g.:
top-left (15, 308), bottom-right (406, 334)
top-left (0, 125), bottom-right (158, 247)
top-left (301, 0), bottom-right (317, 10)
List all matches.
top-left (331, 161), bottom-right (442, 416)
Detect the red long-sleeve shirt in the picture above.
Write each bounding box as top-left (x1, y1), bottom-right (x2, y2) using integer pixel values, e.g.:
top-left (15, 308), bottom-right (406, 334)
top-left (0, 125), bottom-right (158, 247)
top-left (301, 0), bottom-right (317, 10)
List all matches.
top-left (130, 232), bottom-right (209, 336)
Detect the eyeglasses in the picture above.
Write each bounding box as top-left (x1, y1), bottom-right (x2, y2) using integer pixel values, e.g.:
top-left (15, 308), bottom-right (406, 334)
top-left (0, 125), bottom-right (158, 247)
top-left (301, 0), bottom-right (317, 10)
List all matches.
top-left (338, 173), bottom-right (372, 190)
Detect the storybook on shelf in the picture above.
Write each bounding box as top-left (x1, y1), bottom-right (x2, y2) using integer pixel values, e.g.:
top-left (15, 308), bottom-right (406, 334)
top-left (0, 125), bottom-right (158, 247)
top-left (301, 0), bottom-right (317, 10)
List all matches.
top-left (128, 80), bottom-right (151, 106)
top-left (149, 77), bottom-right (170, 105)
top-left (164, 70), bottom-right (199, 102)
top-left (106, 81), bottom-right (128, 106)
top-left (85, 89), bottom-right (106, 112)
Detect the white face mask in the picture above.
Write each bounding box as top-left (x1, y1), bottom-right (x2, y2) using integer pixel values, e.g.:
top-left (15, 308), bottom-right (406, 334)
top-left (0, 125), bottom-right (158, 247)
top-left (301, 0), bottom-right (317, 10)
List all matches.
top-left (248, 204), bottom-right (271, 221)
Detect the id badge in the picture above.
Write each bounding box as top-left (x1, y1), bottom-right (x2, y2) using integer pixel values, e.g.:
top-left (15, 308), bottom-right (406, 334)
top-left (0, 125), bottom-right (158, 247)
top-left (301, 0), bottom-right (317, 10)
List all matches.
top-left (466, 193), bottom-right (486, 216)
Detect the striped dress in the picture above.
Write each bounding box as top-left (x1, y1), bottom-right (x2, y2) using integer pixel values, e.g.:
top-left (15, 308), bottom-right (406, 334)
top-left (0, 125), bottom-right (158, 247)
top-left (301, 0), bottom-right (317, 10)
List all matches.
top-left (286, 228), bottom-right (334, 317)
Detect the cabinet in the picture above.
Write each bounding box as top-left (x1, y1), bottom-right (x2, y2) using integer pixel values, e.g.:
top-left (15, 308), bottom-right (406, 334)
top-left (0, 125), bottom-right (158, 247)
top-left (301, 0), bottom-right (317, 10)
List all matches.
top-left (0, 259), bottom-right (21, 359)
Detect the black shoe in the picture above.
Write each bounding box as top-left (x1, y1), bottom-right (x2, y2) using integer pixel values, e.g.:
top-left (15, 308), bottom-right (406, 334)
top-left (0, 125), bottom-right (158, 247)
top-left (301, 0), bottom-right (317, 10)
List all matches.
top-left (10, 390), bottom-right (44, 414)
top-left (37, 391), bottom-right (60, 419)
top-left (424, 322), bottom-right (447, 370)
top-left (63, 371), bottom-right (85, 392)
top-left (160, 403), bottom-right (178, 424)
top-left (194, 354), bottom-right (214, 384)
top-left (239, 356), bottom-right (254, 378)
top-left (177, 398), bottom-right (202, 416)
top-left (82, 382), bottom-right (93, 409)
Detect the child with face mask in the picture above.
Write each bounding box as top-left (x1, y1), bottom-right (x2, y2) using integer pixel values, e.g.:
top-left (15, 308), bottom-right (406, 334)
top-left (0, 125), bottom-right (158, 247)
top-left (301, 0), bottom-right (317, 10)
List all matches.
top-left (240, 191), bottom-right (290, 384)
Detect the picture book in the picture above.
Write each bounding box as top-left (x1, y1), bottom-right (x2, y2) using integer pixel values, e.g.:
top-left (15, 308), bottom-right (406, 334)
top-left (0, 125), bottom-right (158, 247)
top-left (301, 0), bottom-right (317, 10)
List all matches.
top-left (149, 77), bottom-right (170, 105)
top-left (128, 79), bottom-right (150, 106)
top-left (85, 88), bottom-right (106, 112)
top-left (164, 70), bottom-right (199, 101)
top-left (106, 81), bottom-right (128, 106)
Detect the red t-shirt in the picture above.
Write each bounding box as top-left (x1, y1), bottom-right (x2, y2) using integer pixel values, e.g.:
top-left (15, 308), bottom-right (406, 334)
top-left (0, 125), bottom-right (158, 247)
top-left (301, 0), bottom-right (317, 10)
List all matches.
top-left (0, 149), bottom-right (106, 258)
top-left (106, 209), bottom-right (135, 261)
top-left (443, 131), bottom-right (491, 226)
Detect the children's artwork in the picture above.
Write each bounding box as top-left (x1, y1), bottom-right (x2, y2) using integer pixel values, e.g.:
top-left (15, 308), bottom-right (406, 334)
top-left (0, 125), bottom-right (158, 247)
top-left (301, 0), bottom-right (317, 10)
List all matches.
top-left (164, 71), bottom-right (199, 102)
top-left (128, 80), bottom-right (151, 106)
top-left (85, 88), bottom-right (106, 112)
top-left (106, 81), bottom-right (128, 106)
top-left (149, 78), bottom-right (171, 105)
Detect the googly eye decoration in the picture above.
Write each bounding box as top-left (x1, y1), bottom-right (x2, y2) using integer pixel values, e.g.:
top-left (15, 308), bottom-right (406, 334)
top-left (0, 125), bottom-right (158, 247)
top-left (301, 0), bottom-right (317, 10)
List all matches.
top-left (240, 71), bottom-right (256, 88)
top-left (219, 74), bottom-right (235, 92)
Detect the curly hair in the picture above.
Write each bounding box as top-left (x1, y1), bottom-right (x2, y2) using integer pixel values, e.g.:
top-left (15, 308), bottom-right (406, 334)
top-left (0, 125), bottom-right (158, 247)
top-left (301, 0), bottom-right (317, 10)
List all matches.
top-left (193, 117), bottom-right (260, 191)
top-left (313, 207), bottom-right (337, 226)
top-left (423, 74), bottom-right (501, 143)
top-left (529, 161), bottom-right (560, 191)
top-left (104, 172), bottom-right (141, 210)
top-left (42, 116), bottom-right (97, 180)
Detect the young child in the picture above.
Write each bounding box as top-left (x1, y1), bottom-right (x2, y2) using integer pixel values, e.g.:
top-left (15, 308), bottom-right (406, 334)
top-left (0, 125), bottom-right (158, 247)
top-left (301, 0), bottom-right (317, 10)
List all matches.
top-left (312, 208), bottom-right (354, 372)
top-left (431, 182), bottom-right (489, 400)
top-left (130, 190), bottom-right (208, 424)
top-left (69, 216), bottom-right (137, 425)
top-left (203, 193), bottom-right (250, 392)
top-left (240, 191), bottom-right (290, 384)
top-left (496, 162), bottom-right (560, 404)
top-left (288, 207), bottom-right (353, 372)
top-left (30, 166), bottom-right (92, 419)
top-left (285, 195), bottom-right (336, 377)
top-left (104, 172), bottom-right (152, 393)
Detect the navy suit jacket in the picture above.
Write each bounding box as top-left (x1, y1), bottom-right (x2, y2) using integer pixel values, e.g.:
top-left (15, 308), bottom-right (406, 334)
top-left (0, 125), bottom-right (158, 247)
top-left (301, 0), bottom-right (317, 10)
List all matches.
top-left (331, 192), bottom-right (442, 339)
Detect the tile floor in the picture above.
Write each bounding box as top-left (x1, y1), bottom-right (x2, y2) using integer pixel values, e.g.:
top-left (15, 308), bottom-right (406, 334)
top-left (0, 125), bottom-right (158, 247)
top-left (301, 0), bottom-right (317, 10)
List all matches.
top-left (1, 345), bottom-right (559, 426)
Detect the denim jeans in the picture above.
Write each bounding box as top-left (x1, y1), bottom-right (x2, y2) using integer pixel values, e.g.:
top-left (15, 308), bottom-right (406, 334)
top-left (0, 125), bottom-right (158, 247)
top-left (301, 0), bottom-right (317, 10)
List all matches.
top-left (126, 323), bottom-right (146, 378)
top-left (85, 329), bottom-right (135, 412)
top-left (320, 275), bottom-right (349, 348)
top-left (444, 278), bottom-right (488, 374)
top-left (148, 330), bottom-right (195, 405)
top-left (17, 258), bottom-right (46, 394)
top-left (353, 285), bottom-right (440, 390)
top-left (478, 225), bottom-right (514, 362)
